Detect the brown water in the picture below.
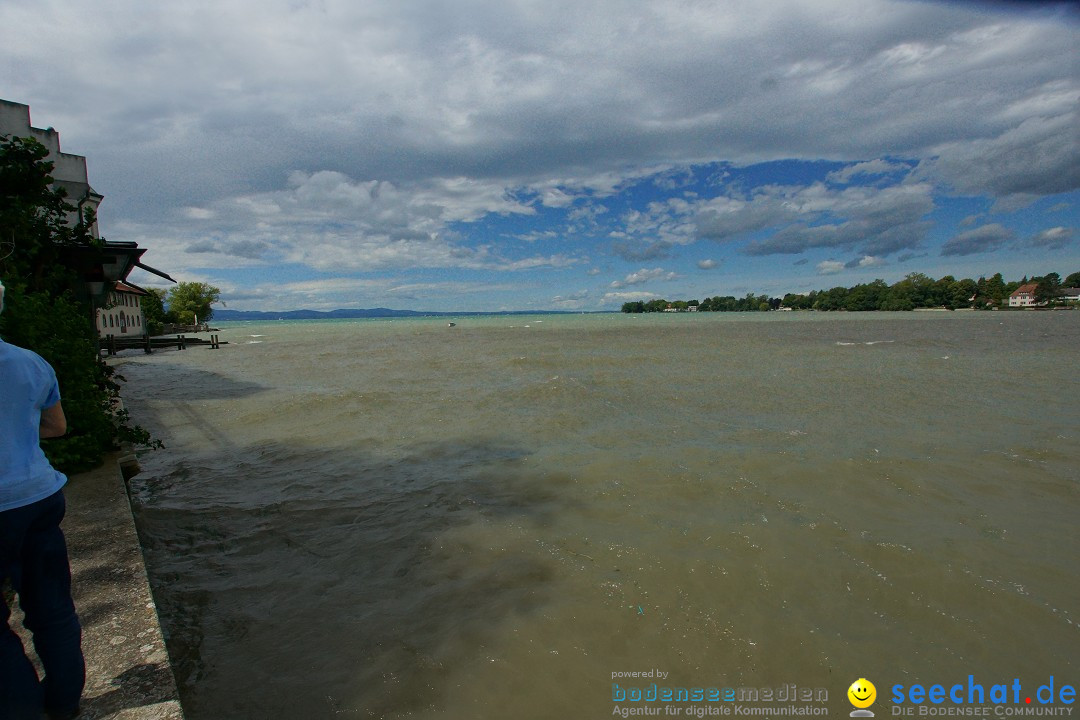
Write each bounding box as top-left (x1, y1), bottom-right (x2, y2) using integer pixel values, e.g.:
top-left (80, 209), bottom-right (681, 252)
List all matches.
top-left (118, 311), bottom-right (1079, 719)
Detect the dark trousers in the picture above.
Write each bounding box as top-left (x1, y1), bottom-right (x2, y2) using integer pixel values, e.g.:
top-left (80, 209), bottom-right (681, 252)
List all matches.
top-left (0, 490), bottom-right (84, 720)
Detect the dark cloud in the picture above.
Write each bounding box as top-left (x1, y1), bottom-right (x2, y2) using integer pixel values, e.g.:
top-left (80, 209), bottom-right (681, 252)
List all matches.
top-left (2, 0), bottom-right (1075, 311)
top-left (909, 0), bottom-right (1079, 15)
top-left (230, 240), bottom-right (271, 259)
top-left (611, 239), bottom-right (674, 262)
top-left (940, 223), bottom-right (1015, 256)
top-left (185, 240), bottom-right (218, 254)
top-left (1026, 226), bottom-right (1074, 249)
top-left (897, 251), bottom-right (929, 262)
top-left (739, 183), bottom-right (935, 257)
top-left (184, 239), bottom-right (269, 259)
top-left (695, 200), bottom-right (796, 242)
top-left (924, 114), bottom-right (1080, 203)
top-left (10, 0), bottom-right (1074, 226)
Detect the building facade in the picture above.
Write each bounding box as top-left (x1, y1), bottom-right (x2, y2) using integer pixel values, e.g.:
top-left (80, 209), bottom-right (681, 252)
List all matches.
top-left (1008, 283), bottom-right (1039, 307)
top-left (0, 99), bottom-right (102, 237)
top-left (97, 282), bottom-right (148, 338)
top-left (1059, 288), bottom-right (1080, 304)
top-left (2, 98), bottom-right (174, 333)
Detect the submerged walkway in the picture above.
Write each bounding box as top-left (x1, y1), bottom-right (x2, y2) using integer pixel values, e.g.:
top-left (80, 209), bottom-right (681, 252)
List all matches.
top-left (11, 453), bottom-right (184, 720)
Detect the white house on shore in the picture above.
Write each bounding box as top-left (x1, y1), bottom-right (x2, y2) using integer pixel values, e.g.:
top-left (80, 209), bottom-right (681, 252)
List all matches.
top-left (97, 282), bottom-right (148, 338)
top-left (1008, 284), bottom-right (1080, 308)
top-left (1008, 283), bottom-right (1039, 307)
top-left (1060, 288), bottom-right (1080, 304)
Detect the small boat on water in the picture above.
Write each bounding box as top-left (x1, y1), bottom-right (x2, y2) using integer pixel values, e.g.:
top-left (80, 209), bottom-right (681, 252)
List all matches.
top-left (448, 322), bottom-right (456, 327)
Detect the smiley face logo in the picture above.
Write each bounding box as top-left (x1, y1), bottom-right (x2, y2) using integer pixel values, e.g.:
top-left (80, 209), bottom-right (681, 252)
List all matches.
top-left (848, 678), bottom-right (876, 709)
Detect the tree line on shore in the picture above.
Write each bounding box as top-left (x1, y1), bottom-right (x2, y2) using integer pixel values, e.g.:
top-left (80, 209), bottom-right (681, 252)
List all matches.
top-left (621, 271), bottom-right (1080, 313)
top-left (138, 282), bottom-right (220, 336)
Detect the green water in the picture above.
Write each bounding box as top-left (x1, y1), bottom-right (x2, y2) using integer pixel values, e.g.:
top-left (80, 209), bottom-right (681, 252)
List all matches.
top-left (119, 311), bottom-right (1079, 718)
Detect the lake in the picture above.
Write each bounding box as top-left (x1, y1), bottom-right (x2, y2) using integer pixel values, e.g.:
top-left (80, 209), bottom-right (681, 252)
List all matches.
top-left (117, 311), bottom-right (1080, 719)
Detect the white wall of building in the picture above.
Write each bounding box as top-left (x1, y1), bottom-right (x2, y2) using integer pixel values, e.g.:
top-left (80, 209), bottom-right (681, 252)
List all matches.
top-left (0, 99), bottom-right (102, 237)
top-left (97, 289), bottom-right (146, 338)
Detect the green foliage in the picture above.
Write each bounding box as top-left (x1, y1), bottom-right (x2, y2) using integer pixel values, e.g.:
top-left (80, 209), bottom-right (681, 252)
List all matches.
top-left (0, 287), bottom-right (120, 472)
top-left (1, 133), bottom-right (159, 473)
top-left (845, 280), bottom-right (888, 311)
top-left (140, 287), bottom-right (169, 335)
top-left (166, 281), bottom-right (220, 324)
top-left (1034, 273), bottom-right (1062, 304)
top-left (975, 273), bottom-right (1008, 306)
top-left (619, 268), bottom-right (1075, 314)
top-left (781, 292), bottom-right (814, 310)
top-left (0, 136), bottom-right (100, 288)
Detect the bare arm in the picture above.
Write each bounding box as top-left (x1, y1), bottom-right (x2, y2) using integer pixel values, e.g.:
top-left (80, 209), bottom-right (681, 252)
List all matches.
top-left (39, 402), bottom-right (67, 439)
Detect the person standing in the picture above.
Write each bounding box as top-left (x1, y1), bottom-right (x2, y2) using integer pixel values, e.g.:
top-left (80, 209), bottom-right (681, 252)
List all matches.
top-left (0, 279), bottom-right (85, 720)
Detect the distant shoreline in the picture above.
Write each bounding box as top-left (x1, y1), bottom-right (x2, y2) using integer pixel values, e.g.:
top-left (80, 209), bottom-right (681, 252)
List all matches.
top-left (213, 308), bottom-right (615, 321)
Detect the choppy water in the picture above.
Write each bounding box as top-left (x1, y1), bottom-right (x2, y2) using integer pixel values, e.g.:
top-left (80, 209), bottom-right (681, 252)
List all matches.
top-left (118, 311), bottom-right (1079, 719)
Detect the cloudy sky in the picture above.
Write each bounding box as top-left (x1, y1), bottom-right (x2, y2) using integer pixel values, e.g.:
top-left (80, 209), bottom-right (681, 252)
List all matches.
top-left (2, 0), bottom-right (1077, 311)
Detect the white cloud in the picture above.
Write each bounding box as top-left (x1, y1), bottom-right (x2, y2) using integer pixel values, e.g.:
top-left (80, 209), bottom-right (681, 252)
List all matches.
top-left (136, 170), bottom-right (580, 274)
top-left (515, 230), bottom-right (558, 243)
top-left (602, 290), bottom-right (659, 305)
top-left (551, 290), bottom-right (590, 309)
top-left (11, 0), bottom-right (1071, 226)
top-left (3, 0), bottom-right (1077, 310)
top-left (847, 255), bottom-right (887, 269)
top-left (386, 281), bottom-right (514, 299)
top-left (827, 159), bottom-right (908, 184)
top-left (697, 259), bottom-right (718, 269)
top-left (281, 277), bottom-right (392, 296)
top-left (817, 260), bottom-right (845, 275)
top-left (609, 267), bottom-right (679, 288)
top-left (183, 207), bottom-right (215, 220)
top-left (1027, 226), bottom-right (1074, 249)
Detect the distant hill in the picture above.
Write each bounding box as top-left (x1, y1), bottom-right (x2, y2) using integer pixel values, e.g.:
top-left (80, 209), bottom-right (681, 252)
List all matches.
top-left (214, 308), bottom-right (432, 321)
top-left (213, 308), bottom-right (590, 321)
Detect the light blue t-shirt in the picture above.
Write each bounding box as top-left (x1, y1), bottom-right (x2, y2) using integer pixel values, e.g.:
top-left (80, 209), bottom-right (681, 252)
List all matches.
top-left (0, 339), bottom-right (67, 511)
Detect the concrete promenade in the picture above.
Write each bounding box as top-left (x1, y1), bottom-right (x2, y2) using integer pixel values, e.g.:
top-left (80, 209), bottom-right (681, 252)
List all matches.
top-left (11, 454), bottom-right (184, 719)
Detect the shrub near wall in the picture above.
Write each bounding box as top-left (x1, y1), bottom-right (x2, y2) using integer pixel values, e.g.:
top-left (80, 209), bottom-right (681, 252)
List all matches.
top-left (1, 134), bottom-right (158, 473)
top-left (0, 285), bottom-right (123, 472)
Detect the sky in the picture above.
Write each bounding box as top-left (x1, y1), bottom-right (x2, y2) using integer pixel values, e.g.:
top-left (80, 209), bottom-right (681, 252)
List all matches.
top-left (1, 0), bottom-right (1077, 312)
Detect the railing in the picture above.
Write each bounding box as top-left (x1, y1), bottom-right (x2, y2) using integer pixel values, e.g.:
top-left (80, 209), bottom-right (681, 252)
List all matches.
top-left (102, 333), bottom-right (223, 355)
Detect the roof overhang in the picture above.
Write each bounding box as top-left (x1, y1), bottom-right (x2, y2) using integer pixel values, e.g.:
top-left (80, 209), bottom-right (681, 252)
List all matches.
top-left (57, 240), bottom-right (175, 305)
